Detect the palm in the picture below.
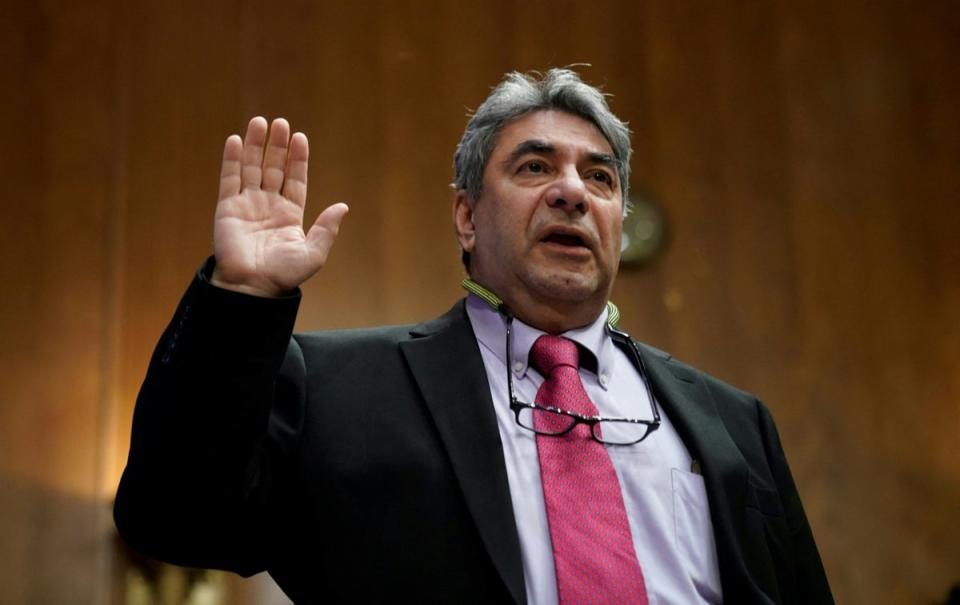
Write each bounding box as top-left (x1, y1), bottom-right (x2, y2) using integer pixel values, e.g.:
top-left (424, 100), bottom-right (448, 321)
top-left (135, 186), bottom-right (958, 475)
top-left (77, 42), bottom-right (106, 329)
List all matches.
top-left (212, 117), bottom-right (348, 296)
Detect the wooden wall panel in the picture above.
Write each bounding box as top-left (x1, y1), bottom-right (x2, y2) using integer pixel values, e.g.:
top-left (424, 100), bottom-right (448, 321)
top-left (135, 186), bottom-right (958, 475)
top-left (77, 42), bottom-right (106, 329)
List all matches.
top-left (2, 1), bottom-right (957, 603)
top-left (110, 0), bottom-right (249, 511)
top-left (0, 1), bottom-right (118, 602)
top-left (772, 3), bottom-right (960, 600)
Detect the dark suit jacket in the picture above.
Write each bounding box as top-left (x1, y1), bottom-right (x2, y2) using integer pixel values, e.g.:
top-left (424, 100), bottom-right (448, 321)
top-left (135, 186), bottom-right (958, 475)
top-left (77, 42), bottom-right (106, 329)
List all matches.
top-left (114, 267), bottom-right (833, 604)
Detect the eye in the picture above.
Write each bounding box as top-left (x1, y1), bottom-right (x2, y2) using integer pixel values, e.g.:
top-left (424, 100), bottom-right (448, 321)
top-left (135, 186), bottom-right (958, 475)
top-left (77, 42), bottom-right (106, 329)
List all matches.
top-left (588, 170), bottom-right (614, 185)
top-left (520, 160), bottom-right (546, 174)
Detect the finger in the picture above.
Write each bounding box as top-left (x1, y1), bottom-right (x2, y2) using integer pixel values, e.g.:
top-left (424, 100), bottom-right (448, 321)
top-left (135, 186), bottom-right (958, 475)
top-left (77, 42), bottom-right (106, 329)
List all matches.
top-left (218, 135), bottom-right (243, 201)
top-left (241, 116), bottom-right (268, 190)
top-left (281, 132), bottom-right (309, 207)
top-left (306, 202), bottom-right (349, 264)
top-left (261, 118), bottom-right (291, 193)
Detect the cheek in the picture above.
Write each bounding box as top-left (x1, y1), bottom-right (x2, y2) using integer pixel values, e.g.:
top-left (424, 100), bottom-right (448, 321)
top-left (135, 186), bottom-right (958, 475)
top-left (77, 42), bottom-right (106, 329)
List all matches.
top-left (598, 209), bottom-right (623, 238)
top-left (601, 214), bottom-right (624, 258)
top-left (474, 211), bottom-right (513, 258)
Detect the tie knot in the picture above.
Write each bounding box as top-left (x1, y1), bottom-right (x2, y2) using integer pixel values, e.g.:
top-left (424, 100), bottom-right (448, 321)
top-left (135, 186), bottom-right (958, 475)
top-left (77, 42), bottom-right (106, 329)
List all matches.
top-left (530, 335), bottom-right (580, 376)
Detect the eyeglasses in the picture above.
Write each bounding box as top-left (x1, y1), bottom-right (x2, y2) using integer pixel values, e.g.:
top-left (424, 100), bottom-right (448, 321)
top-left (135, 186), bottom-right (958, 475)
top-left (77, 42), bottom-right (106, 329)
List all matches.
top-left (504, 315), bottom-right (661, 446)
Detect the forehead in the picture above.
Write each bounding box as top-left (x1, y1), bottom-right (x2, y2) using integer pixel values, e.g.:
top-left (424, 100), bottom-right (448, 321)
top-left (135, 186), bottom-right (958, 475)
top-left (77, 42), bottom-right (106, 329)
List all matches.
top-left (490, 109), bottom-right (614, 161)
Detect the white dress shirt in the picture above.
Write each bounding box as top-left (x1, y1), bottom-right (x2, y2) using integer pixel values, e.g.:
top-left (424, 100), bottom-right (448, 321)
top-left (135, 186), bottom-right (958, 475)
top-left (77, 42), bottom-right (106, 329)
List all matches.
top-left (465, 295), bottom-right (723, 605)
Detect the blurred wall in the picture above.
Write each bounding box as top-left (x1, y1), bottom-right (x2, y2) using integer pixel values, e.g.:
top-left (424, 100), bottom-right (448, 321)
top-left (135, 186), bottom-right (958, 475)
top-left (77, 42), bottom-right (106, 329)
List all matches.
top-left (1, 1), bottom-right (958, 603)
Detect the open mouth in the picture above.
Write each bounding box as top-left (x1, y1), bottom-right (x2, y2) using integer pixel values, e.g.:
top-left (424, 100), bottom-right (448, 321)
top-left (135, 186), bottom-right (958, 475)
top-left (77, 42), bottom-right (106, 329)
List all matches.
top-left (542, 232), bottom-right (588, 248)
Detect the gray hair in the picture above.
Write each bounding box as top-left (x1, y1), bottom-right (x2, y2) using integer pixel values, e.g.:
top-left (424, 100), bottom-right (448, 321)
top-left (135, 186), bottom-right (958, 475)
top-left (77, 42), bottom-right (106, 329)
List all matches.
top-left (453, 68), bottom-right (633, 206)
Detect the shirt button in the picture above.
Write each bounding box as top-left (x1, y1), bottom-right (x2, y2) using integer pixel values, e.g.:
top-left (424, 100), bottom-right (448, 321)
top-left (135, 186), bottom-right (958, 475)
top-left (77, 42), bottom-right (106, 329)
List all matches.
top-left (599, 372), bottom-right (609, 387)
top-left (513, 361), bottom-right (524, 373)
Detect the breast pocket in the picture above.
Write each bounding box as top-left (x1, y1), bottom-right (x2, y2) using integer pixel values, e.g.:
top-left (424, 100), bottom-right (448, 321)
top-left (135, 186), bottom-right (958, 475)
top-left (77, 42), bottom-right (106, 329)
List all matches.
top-left (671, 468), bottom-right (723, 602)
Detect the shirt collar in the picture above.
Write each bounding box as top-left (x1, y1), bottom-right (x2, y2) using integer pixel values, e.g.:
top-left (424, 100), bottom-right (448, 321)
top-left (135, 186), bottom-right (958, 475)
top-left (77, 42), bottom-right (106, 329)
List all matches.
top-left (465, 294), bottom-right (617, 390)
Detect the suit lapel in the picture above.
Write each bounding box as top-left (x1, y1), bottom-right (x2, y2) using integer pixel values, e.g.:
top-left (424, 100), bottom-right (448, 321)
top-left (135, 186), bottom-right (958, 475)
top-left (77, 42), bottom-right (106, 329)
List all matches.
top-left (400, 301), bottom-right (526, 605)
top-left (632, 342), bottom-right (769, 600)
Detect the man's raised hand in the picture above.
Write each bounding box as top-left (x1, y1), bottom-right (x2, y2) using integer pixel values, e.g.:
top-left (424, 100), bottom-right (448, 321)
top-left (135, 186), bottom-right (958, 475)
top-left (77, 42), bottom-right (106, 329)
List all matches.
top-left (211, 117), bottom-right (349, 297)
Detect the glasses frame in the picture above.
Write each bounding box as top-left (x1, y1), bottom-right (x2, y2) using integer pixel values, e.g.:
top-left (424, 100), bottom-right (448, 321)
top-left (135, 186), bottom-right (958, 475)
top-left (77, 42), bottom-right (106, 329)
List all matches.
top-left (504, 314), bottom-right (661, 446)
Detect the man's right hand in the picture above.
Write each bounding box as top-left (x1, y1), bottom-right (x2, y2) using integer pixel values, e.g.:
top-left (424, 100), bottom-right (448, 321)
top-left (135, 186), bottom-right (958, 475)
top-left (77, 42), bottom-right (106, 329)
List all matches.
top-left (211, 117), bottom-right (349, 297)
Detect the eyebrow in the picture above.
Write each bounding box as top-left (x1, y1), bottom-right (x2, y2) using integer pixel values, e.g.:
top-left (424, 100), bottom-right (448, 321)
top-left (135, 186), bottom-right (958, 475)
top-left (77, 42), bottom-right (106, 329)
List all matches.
top-left (503, 139), bottom-right (556, 168)
top-left (588, 152), bottom-right (620, 171)
top-left (502, 139), bottom-right (622, 174)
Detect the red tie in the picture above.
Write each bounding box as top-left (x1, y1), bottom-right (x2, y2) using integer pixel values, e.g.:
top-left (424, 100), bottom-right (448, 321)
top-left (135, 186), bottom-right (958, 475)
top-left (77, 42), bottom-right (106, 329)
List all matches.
top-left (530, 335), bottom-right (649, 605)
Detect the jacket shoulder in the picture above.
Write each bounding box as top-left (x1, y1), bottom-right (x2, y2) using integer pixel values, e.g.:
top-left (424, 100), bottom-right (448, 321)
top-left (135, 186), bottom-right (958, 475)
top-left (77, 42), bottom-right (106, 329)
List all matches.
top-left (634, 341), bottom-right (759, 406)
top-left (290, 299), bottom-right (471, 361)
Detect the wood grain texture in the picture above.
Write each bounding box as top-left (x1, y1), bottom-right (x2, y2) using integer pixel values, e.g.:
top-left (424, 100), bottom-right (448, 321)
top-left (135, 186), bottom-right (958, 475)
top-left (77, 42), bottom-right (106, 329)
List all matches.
top-left (1, 1), bottom-right (957, 603)
top-left (0, 1), bottom-right (119, 602)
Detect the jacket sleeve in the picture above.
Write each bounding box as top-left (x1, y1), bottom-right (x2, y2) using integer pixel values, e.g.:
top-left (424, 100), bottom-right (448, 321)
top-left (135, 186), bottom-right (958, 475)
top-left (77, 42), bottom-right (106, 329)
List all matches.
top-left (113, 259), bottom-right (305, 576)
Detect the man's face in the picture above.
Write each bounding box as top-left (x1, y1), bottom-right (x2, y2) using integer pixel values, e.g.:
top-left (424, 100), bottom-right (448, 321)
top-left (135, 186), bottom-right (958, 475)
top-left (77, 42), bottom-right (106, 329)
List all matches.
top-left (455, 110), bottom-right (624, 319)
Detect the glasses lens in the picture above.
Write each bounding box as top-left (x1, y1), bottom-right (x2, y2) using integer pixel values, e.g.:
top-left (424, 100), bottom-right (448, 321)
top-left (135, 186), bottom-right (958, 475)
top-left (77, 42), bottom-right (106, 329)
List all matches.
top-left (594, 420), bottom-right (651, 445)
top-left (516, 405), bottom-right (576, 435)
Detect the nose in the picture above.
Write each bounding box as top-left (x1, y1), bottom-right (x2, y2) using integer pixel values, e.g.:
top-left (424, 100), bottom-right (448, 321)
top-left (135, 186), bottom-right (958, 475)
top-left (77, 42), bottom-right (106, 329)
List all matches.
top-left (544, 168), bottom-right (589, 215)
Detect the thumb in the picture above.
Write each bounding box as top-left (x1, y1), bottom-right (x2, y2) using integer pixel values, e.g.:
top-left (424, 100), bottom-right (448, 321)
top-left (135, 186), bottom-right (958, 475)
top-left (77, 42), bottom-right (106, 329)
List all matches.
top-left (305, 202), bottom-right (349, 264)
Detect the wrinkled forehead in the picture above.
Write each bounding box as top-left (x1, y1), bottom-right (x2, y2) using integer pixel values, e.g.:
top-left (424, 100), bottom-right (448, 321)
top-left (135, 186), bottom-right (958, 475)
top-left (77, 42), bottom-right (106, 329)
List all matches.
top-left (489, 109), bottom-right (615, 162)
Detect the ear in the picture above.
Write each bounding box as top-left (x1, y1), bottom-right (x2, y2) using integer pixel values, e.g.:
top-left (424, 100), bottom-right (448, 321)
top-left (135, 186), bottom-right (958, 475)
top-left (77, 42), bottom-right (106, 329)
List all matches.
top-left (452, 191), bottom-right (476, 253)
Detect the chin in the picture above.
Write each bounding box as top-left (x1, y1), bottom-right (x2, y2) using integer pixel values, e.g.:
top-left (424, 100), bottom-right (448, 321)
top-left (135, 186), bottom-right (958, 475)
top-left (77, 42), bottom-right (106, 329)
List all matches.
top-left (526, 270), bottom-right (604, 304)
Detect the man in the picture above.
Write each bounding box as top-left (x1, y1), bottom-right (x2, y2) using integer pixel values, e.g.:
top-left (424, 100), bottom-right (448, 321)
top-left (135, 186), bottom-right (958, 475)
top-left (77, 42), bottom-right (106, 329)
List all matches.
top-left (115, 69), bottom-right (833, 604)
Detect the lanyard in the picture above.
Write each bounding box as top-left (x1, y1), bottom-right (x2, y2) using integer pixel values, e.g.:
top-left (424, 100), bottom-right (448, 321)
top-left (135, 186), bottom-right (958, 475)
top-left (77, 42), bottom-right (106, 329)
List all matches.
top-left (460, 277), bottom-right (622, 330)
